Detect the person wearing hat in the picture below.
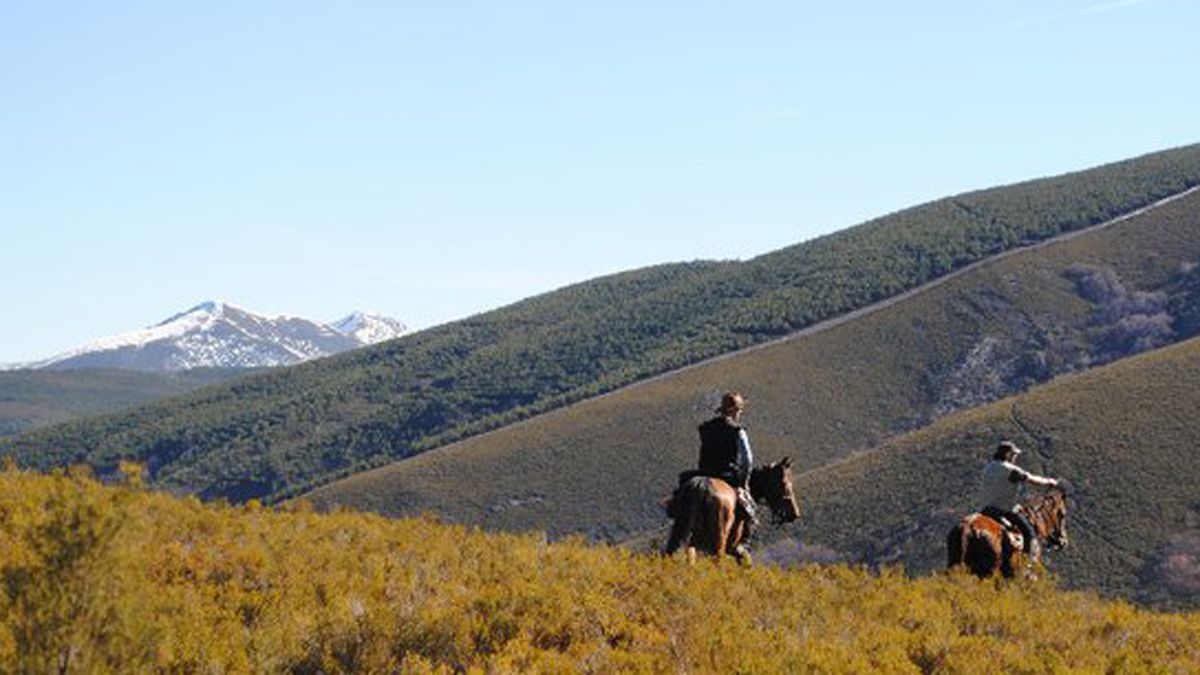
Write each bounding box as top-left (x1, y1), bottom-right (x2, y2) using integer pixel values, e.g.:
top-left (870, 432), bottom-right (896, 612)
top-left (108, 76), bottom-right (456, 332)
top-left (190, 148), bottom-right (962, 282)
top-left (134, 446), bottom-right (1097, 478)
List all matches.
top-left (979, 441), bottom-right (1059, 555)
top-left (696, 391), bottom-right (757, 548)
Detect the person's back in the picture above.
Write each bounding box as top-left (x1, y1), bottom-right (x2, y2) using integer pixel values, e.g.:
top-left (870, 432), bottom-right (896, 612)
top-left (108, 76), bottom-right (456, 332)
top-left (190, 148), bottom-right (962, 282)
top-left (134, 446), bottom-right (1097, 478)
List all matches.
top-left (698, 415), bottom-right (746, 488)
top-left (979, 457), bottom-right (1028, 513)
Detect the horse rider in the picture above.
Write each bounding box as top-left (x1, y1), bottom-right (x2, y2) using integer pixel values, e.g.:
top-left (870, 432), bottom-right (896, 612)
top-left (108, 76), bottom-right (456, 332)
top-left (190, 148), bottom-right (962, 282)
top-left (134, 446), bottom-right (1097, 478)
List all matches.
top-left (979, 441), bottom-right (1059, 555)
top-left (696, 391), bottom-right (757, 550)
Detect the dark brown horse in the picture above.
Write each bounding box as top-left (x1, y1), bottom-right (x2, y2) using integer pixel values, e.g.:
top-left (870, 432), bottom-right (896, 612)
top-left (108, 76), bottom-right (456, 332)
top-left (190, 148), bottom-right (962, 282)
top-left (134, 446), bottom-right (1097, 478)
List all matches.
top-left (947, 490), bottom-right (1069, 577)
top-left (663, 458), bottom-right (800, 562)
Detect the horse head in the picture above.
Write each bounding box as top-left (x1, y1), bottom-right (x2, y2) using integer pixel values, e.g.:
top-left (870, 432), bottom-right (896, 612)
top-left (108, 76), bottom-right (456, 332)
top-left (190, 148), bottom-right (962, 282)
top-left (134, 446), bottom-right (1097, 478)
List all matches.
top-left (751, 457), bottom-right (800, 524)
top-left (1047, 489), bottom-right (1069, 550)
top-left (1029, 489), bottom-right (1069, 551)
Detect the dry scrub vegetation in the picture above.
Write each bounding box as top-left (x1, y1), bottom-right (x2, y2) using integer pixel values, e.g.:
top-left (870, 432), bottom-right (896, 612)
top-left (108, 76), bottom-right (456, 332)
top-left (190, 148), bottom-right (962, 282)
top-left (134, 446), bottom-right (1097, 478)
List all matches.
top-left (3, 467), bottom-right (1198, 673)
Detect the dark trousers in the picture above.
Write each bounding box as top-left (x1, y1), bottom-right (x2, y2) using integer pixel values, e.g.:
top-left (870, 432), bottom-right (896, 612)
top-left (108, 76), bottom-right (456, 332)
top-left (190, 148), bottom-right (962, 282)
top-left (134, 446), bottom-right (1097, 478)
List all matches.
top-left (982, 506), bottom-right (1035, 553)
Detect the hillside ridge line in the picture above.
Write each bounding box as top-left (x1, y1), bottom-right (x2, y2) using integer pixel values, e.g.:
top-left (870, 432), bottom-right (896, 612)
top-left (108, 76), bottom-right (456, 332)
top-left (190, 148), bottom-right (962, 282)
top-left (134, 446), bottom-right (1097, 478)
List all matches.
top-left (631, 184), bottom-right (1200, 385)
top-left (316, 184), bottom-right (1200, 487)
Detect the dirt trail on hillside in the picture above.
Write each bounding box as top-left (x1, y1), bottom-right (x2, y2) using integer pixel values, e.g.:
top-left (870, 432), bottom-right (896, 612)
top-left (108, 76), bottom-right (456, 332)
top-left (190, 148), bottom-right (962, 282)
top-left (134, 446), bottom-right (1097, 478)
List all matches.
top-left (631, 184), bottom-right (1200, 387)
top-left (334, 184), bottom-right (1200, 482)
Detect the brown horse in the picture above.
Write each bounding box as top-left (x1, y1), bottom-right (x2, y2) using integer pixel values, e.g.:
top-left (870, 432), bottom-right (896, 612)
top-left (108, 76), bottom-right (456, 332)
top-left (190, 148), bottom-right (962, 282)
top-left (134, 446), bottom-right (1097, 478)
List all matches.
top-left (663, 457), bottom-right (800, 562)
top-left (947, 490), bottom-right (1069, 578)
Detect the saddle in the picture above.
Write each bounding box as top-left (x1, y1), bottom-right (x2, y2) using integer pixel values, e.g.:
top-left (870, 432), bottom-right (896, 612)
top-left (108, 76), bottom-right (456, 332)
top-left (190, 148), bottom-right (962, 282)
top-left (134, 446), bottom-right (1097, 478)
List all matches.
top-left (980, 506), bottom-right (1025, 551)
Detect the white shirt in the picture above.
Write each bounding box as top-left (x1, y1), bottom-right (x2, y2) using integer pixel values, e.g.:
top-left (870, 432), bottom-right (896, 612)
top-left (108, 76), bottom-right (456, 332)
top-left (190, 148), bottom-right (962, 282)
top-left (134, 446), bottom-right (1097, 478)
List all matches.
top-left (979, 459), bottom-right (1032, 511)
top-left (737, 429), bottom-right (753, 481)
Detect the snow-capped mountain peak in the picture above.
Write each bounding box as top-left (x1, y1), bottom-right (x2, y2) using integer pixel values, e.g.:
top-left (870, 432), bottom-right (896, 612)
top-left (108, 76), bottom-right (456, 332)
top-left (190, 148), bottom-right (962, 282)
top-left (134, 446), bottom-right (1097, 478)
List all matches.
top-left (17, 302), bottom-right (407, 372)
top-left (156, 300), bottom-right (226, 325)
top-left (330, 311), bottom-right (407, 345)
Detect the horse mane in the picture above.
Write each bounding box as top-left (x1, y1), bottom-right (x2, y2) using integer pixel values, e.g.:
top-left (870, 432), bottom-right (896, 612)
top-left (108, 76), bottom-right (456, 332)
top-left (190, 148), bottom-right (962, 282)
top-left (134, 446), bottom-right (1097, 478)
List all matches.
top-left (1020, 489), bottom-right (1066, 530)
top-left (748, 464), bottom-right (769, 485)
top-left (747, 463), bottom-right (780, 502)
top-left (1022, 488), bottom-right (1065, 511)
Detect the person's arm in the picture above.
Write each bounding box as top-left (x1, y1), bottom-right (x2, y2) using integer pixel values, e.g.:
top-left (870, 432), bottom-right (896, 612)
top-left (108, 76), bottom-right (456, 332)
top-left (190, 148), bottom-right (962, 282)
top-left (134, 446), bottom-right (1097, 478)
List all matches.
top-left (1026, 474), bottom-right (1059, 488)
top-left (1009, 465), bottom-right (1058, 488)
top-left (736, 429), bottom-right (753, 488)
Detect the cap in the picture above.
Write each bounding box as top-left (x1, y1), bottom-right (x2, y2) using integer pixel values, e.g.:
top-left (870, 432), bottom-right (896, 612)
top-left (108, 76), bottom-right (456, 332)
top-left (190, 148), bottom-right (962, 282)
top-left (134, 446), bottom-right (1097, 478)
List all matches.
top-left (994, 441), bottom-right (1022, 460)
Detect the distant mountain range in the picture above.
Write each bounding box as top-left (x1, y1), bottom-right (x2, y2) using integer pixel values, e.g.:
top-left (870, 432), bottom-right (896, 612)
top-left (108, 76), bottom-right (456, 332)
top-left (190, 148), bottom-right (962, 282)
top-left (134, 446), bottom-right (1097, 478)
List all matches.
top-left (7, 301), bottom-right (407, 372)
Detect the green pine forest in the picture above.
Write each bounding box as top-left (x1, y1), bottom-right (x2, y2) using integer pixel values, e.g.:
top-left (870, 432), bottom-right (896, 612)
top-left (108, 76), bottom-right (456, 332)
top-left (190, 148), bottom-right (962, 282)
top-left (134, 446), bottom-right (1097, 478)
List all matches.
top-left (5, 144), bottom-right (1200, 506)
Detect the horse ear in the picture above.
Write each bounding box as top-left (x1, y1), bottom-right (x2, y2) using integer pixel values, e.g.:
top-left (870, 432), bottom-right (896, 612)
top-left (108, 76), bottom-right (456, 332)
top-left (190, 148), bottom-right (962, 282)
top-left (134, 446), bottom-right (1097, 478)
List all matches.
top-left (780, 456), bottom-right (791, 468)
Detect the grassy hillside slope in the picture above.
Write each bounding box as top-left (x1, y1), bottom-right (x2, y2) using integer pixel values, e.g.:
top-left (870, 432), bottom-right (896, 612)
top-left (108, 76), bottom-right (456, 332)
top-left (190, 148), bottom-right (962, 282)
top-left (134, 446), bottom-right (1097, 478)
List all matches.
top-left (0, 368), bottom-right (246, 437)
top-left (307, 186), bottom-right (1200, 549)
top-left (6, 145), bottom-right (1200, 502)
top-left (3, 468), bottom-right (1198, 673)
top-left (788, 335), bottom-right (1200, 608)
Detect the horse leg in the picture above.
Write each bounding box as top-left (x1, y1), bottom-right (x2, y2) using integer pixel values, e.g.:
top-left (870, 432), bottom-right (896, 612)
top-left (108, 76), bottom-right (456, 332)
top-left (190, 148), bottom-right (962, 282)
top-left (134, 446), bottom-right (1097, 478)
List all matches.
top-left (694, 497), bottom-right (712, 547)
top-left (716, 505), bottom-right (738, 561)
top-left (702, 494), bottom-right (726, 558)
top-left (723, 519), bottom-right (739, 556)
top-left (730, 519), bottom-right (752, 566)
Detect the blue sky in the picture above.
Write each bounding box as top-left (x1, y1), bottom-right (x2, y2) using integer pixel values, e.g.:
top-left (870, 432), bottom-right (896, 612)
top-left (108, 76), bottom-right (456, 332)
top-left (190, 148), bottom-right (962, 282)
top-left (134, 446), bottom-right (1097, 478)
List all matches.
top-left (2, 0), bottom-right (1197, 362)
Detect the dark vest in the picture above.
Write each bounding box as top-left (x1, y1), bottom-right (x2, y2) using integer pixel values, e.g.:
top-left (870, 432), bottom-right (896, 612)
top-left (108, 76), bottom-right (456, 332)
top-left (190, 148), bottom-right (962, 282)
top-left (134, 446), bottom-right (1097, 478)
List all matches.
top-left (698, 416), bottom-right (746, 486)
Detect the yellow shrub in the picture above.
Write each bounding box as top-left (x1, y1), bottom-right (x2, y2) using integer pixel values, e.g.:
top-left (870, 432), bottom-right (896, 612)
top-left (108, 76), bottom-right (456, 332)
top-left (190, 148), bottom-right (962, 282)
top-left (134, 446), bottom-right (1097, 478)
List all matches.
top-left (1, 466), bottom-right (1197, 673)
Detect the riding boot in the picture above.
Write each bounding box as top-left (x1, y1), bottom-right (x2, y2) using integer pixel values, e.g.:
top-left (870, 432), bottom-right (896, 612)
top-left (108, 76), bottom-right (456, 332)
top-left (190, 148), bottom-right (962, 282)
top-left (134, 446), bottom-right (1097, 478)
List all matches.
top-left (1012, 510), bottom-right (1037, 558)
top-left (1027, 536), bottom-right (1042, 562)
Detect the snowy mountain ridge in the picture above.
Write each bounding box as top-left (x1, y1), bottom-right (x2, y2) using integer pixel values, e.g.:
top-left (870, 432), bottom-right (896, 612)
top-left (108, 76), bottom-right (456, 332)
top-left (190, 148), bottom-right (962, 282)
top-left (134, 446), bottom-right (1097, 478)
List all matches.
top-left (10, 301), bottom-right (407, 372)
top-left (330, 311), bottom-right (409, 346)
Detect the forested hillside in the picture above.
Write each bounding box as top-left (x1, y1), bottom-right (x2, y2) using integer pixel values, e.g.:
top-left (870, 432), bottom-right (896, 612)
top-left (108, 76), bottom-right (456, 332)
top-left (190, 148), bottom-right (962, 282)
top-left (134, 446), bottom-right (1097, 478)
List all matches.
top-left (5, 144), bottom-right (1200, 503)
top-left (309, 184), bottom-right (1200, 555)
top-left (0, 368), bottom-right (245, 437)
top-left (788, 335), bottom-right (1200, 608)
top-left (3, 467), bottom-right (1198, 673)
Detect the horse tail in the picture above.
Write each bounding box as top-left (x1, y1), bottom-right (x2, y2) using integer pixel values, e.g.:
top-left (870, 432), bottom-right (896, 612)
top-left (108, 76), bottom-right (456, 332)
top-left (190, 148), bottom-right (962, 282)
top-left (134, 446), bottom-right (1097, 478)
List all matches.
top-left (664, 477), bottom-right (706, 555)
top-left (664, 492), bottom-right (692, 555)
top-left (947, 521), bottom-right (967, 569)
top-left (966, 526), bottom-right (1003, 578)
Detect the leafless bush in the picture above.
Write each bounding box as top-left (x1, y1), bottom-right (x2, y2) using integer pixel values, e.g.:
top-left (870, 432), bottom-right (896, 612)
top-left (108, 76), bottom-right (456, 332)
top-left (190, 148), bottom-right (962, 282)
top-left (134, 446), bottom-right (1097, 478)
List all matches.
top-left (1139, 531), bottom-right (1200, 607)
top-left (1065, 264), bottom-right (1125, 304)
top-left (1102, 313), bottom-right (1175, 355)
top-left (1064, 264), bottom-right (1175, 362)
